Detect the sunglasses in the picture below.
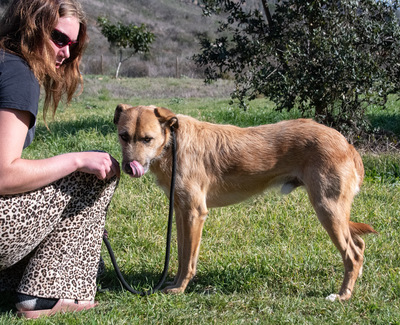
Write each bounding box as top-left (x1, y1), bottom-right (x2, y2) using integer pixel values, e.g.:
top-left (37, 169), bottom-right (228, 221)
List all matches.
top-left (51, 29), bottom-right (78, 48)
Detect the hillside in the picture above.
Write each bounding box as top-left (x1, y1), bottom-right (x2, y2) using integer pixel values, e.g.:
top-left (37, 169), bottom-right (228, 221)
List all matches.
top-left (80, 0), bottom-right (218, 78)
top-left (0, 0), bottom-right (232, 78)
top-left (0, 0), bottom-right (271, 78)
top-left (79, 0), bottom-right (264, 78)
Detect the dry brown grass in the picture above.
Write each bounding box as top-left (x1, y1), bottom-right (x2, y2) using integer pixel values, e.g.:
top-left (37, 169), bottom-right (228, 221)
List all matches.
top-left (81, 75), bottom-right (235, 99)
top-left (79, 0), bottom-right (225, 78)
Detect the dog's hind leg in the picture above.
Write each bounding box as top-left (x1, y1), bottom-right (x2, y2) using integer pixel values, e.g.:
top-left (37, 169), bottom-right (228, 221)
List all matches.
top-left (311, 198), bottom-right (364, 301)
top-left (163, 192), bottom-right (208, 294)
top-left (305, 170), bottom-right (367, 301)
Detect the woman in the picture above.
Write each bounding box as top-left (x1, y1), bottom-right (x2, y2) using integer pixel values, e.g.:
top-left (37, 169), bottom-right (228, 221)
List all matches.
top-left (0, 0), bottom-right (120, 319)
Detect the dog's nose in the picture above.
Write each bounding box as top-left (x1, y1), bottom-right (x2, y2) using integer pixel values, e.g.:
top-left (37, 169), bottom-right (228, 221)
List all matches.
top-left (123, 162), bottom-right (133, 175)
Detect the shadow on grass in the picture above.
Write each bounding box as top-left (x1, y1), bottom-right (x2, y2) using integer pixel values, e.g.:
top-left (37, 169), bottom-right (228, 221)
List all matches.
top-left (368, 111), bottom-right (400, 137)
top-left (35, 114), bottom-right (116, 139)
top-left (98, 269), bottom-right (175, 295)
top-left (99, 262), bottom-right (337, 299)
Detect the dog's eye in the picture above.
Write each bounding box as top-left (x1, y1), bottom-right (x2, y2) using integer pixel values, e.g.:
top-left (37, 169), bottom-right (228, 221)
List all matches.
top-left (119, 134), bottom-right (129, 142)
top-left (142, 137), bottom-right (152, 143)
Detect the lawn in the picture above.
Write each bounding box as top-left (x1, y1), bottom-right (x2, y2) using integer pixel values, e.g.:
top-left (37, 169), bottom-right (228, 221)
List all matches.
top-left (0, 76), bottom-right (399, 324)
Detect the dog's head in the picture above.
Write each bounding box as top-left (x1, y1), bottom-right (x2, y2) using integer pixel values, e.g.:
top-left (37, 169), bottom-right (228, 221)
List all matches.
top-left (114, 104), bottom-right (178, 177)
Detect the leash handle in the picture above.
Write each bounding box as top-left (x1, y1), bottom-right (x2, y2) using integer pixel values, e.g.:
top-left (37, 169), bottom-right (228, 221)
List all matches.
top-left (103, 127), bottom-right (177, 296)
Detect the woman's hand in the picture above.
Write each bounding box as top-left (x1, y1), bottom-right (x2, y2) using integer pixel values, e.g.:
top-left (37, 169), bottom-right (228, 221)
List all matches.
top-left (76, 151), bottom-right (120, 180)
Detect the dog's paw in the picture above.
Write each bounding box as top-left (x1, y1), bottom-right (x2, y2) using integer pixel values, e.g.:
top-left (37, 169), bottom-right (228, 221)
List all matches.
top-left (162, 286), bottom-right (185, 294)
top-left (326, 288), bottom-right (352, 301)
top-left (325, 294), bottom-right (339, 302)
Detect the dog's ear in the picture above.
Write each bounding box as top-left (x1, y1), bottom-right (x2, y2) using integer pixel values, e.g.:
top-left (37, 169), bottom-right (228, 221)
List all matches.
top-left (154, 107), bottom-right (179, 130)
top-left (114, 104), bottom-right (131, 125)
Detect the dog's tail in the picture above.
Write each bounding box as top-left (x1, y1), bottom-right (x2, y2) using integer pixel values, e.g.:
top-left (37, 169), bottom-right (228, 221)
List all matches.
top-left (349, 221), bottom-right (378, 236)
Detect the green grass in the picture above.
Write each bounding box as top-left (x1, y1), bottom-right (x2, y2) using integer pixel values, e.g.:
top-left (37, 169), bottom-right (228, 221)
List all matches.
top-left (1, 77), bottom-right (399, 324)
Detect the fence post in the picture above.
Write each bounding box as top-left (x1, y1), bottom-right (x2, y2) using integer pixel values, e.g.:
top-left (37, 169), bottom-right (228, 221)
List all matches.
top-left (176, 57), bottom-right (179, 78)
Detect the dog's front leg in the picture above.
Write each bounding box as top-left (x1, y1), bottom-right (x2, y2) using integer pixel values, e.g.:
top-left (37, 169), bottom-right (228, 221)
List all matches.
top-left (163, 196), bottom-right (208, 294)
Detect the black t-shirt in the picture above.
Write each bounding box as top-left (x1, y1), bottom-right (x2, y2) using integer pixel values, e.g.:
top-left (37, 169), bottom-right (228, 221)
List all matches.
top-left (0, 51), bottom-right (40, 148)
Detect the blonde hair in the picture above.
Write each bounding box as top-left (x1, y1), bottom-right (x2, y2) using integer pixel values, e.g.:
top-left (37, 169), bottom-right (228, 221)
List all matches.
top-left (0, 0), bottom-right (88, 121)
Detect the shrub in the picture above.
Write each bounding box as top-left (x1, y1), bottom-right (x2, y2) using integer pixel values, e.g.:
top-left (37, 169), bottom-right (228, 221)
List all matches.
top-left (194, 0), bottom-right (400, 135)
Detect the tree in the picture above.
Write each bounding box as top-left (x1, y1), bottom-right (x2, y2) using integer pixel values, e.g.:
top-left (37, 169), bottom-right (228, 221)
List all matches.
top-left (194, 0), bottom-right (400, 135)
top-left (97, 17), bottom-right (155, 78)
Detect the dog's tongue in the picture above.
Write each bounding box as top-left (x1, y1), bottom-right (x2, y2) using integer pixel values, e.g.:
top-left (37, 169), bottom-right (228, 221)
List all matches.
top-left (130, 161), bottom-right (145, 178)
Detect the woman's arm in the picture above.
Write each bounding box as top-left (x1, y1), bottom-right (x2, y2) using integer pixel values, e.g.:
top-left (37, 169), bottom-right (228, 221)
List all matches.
top-left (0, 108), bottom-right (120, 195)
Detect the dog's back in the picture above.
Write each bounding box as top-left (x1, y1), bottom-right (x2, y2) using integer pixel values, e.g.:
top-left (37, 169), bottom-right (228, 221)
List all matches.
top-left (168, 117), bottom-right (359, 207)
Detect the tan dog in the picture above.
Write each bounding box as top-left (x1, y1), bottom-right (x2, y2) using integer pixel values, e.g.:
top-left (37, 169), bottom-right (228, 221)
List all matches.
top-left (114, 104), bottom-right (377, 301)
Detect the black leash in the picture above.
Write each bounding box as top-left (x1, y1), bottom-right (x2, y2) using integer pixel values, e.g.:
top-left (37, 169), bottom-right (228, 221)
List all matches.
top-left (102, 127), bottom-right (177, 296)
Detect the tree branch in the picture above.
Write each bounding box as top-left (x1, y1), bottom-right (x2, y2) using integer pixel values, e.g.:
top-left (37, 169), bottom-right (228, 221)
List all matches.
top-left (261, 0), bottom-right (273, 27)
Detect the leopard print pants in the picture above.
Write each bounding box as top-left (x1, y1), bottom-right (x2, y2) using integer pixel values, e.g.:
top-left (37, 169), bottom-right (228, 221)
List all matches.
top-left (0, 172), bottom-right (118, 301)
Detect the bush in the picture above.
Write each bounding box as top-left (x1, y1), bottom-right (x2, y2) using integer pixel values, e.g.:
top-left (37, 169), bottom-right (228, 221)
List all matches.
top-left (194, 0), bottom-right (400, 135)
